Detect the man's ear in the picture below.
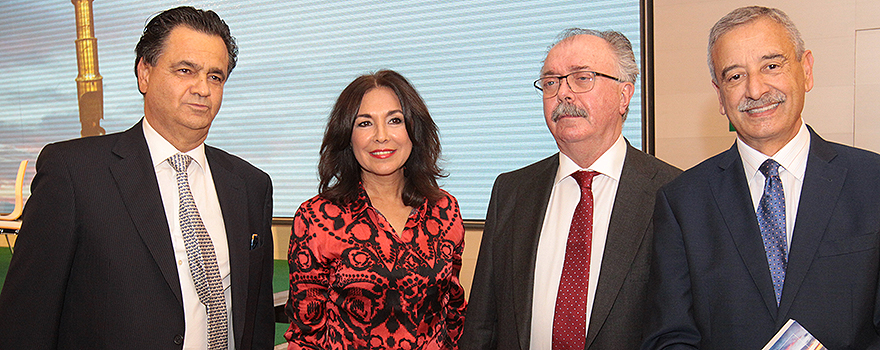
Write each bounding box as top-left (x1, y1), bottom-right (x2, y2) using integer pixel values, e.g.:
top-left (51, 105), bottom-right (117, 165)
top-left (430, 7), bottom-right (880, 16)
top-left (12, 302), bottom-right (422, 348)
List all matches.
top-left (618, 81), bottom-right (635, 116)
top-left (712, 80), bottom-right (726, 116)
top-left (136, 58), bottom-right (151, 95)
top-left (801, 50), bottom-right (814, 93)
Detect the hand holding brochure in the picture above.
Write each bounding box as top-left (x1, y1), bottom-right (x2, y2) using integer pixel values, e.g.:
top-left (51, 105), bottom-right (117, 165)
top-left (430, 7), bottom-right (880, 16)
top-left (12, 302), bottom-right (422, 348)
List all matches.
top-left (762, 319), bottom-right (825, 350)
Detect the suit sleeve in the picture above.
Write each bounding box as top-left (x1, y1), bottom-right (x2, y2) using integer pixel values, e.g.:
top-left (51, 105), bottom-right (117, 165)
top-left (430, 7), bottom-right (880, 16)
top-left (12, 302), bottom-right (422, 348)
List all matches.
top-left (0, 144), bottom-right (77, 349)
top-left (250, 177), bottom-right (276, 350)
top-left (642, 189), bottom-right (700, 350)
top-left (284, 204), bottom-right (330, 349)
top-left (641, 188), bottom-right (700, 350)
top-left (459, 177), bottom-right (504, 349)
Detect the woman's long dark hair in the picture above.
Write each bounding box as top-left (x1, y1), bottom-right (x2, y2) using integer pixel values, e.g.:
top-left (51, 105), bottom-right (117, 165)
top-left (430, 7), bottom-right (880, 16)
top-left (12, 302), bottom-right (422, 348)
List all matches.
top-left (318, 70), bottom-right (444, 207)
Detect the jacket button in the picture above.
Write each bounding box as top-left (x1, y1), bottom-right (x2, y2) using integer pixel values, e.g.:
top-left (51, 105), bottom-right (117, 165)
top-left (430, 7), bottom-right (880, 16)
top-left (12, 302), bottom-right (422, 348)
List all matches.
top-left (173, 334), bottom-right (184, 345)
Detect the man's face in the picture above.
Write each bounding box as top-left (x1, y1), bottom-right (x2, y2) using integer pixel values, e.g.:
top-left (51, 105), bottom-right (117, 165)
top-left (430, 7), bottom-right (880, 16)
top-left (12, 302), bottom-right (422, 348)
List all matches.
top-left (541, 35), bottom-right (633, 155)
top-left (137, 25), bottom-right (229, 149)
top-left (711, 17), bottom-right (814, 155)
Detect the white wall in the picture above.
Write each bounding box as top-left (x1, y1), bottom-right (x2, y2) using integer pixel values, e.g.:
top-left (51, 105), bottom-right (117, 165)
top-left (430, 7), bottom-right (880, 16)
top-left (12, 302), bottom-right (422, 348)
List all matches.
top-left (653, 0), bottom-right (880, 169)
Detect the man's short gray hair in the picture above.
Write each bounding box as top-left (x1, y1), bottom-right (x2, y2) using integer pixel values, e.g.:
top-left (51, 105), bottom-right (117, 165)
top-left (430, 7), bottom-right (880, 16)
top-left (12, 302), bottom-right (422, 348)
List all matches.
top-left (707, 6), bottom-right (806, 83)
top-left (549, 28), bottom-right (639, 84)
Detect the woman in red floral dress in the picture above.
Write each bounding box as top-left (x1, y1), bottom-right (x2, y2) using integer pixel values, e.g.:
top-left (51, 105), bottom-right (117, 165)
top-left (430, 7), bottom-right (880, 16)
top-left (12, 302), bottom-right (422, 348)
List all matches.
top-left (284, 70), bottom-right (466, 349)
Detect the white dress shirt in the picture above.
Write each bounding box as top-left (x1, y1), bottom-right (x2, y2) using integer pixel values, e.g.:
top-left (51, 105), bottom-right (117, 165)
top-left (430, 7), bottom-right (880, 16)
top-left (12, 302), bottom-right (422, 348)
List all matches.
top-left (143, 118), bottom-right (234, 350)
top-left (738, 121), bottom-right (810, 251)
top-left (530, 135), bottom-right (626, 349)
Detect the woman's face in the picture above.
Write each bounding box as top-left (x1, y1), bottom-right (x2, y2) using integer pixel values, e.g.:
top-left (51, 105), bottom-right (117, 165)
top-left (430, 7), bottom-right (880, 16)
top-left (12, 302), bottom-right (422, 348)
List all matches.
top-left (350, 86), bottom-right (413, 183)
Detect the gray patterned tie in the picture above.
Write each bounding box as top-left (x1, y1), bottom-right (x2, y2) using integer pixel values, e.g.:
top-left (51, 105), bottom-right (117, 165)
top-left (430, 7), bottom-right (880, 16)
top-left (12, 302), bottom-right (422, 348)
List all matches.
top-left (757, 159), bottom-right (787, 305)
top-left (168, 153), bottom-right (228, 349)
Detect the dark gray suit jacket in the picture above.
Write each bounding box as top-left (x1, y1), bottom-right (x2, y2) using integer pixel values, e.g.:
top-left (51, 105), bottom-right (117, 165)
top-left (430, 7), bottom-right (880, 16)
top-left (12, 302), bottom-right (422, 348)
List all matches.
top-left (462, 142), bottom-right (681, 350)
top-left (0, 121), bottom-right (275, 349)
top-left (643, 127), bottom-right (880, 349)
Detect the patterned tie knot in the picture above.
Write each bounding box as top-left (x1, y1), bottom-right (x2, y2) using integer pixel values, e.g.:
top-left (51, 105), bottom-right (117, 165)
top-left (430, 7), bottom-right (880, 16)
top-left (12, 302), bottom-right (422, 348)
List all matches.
top-left (571, 170), bottom-right (600, 191)
top-left (759, 159), bottom-right (781, 178)
top-left (168, 153), bottom-right (193, 174)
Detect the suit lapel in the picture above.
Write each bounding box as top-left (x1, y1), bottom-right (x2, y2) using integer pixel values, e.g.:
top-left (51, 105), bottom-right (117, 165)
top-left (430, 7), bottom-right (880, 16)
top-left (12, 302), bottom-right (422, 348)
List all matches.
top-left (109, 122), bottom-right (183, 304)
top-left (508, 155), bottom-right (558, 350)
top-left (205, 146), bottom-right (249, 345)
top-left (709, 145), bottom-right (780, 317)
top-left (776, 130), bottom-right (844, 323)
top-left (585, 146), bottom-right (658, 347)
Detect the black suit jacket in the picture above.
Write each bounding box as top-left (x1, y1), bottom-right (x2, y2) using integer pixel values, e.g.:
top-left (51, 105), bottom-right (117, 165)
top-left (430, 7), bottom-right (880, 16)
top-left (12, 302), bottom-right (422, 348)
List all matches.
top-left (461, 143), bottom-right (681, 350)
top-left (0, 121), bottom-right (275, 349)
top-left (643, 127), bottom-right (880, 349)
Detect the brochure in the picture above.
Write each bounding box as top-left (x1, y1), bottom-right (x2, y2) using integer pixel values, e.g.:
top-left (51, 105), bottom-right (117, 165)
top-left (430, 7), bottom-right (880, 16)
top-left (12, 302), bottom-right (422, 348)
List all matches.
top-left (762, 319), bottom-right (825, 350)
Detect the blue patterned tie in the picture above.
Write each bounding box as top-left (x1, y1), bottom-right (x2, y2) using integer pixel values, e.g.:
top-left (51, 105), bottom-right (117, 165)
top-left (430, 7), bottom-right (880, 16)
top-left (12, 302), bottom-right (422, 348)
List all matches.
top-left (757, 159), bottom-right (787, 305)
top-left (168, 154), bottom-right (228, 349)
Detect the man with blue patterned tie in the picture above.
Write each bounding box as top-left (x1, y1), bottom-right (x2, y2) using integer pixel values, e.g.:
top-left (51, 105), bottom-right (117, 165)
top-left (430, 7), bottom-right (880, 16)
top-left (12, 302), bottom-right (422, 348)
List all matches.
top-left (642, 6), bottom-right (880, 349)
top-left (0, 7), bottom-right (274, 349)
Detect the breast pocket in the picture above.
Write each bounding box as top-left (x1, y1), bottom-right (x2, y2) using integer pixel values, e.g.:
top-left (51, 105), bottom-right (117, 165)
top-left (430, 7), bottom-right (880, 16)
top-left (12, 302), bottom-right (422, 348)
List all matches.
top-left (817, 232), bottom-right (879, 257)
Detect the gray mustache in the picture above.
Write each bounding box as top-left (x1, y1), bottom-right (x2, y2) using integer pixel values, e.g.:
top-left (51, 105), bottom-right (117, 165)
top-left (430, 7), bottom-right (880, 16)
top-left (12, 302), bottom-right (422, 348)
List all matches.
top-left (551, 103), bottom-right (590, 122)
top-left (738, 90), bottom-right (786, 112)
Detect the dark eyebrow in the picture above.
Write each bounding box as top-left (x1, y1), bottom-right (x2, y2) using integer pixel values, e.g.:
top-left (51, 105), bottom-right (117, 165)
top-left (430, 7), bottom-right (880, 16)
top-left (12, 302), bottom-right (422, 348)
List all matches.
top-left (354, 109), bottom-right (403, 118)
top-left (174, 60), bottom-right (227, 81)
top-left (175, 60), bottom-right (202, 71)
top-left (719, 64), bottom-right (742, 79)
top-left (208, 67), bottom-right (227, 81)
top-left (720, 53), bottom-right (789, 78)
top-left (355, 110), bottom-right (404, 119)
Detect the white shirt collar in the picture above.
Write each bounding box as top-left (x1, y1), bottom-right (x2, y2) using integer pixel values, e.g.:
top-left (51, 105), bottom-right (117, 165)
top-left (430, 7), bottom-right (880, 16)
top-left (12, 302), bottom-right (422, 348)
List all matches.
top-left (737, 121), bottom-right (810, 181)
top-left (142, 117), bottom-right (207, 171)
top-left (555, 134), bottom-right (626, 184)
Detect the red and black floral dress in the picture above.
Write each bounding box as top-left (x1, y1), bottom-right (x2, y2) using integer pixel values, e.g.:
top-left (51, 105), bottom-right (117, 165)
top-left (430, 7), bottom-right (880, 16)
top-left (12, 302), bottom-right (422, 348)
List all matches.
top-left (284, 186), bottom-right (466, 350)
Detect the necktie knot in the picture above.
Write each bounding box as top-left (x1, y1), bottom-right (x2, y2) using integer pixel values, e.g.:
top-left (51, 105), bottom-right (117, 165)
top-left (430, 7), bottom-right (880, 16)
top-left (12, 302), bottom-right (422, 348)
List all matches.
top-left (571, 170), bottom-right (599, 191)
top-left (759, 159), bottom-right (781, 178)
top-left (168, 153), bottom-right (193, 174)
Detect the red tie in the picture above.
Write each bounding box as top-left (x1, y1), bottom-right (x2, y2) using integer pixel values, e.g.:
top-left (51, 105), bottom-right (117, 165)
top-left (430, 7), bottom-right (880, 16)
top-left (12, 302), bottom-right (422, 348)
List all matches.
top-left (552, 170), bottom-right (599, 350)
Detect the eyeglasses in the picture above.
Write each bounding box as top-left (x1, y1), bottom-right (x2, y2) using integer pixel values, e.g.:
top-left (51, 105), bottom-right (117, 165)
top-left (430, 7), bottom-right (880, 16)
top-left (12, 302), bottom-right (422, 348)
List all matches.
top-left (533, 70), bottom-right (621, 98)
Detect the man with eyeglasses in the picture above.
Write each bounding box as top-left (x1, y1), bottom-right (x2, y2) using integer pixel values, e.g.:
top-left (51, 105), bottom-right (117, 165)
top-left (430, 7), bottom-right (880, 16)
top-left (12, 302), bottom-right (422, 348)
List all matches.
top-left (461, 28), bottom-right (680, 350)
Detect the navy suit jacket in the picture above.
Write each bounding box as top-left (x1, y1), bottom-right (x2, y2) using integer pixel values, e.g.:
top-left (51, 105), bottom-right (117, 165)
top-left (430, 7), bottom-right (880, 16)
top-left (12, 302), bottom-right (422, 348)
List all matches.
top-left (0, 121), bottom-right (275, 349)
top-left (462, 142), bottom-right (681, 350)
top-left (643, 127), bottom-right (880, 349)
